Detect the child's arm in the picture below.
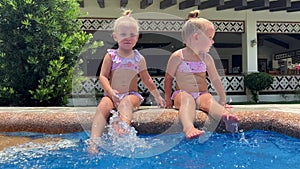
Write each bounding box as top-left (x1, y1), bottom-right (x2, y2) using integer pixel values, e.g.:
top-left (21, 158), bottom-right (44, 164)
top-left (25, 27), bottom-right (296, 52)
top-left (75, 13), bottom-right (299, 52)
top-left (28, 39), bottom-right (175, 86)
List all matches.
top-left (164, 73), bottom-right (174, 108)
top-left (205, 54), bottom-right (226, 105)
top-left (99, 53), bottom-right (120, 104)
top-left (164, 52), bottom-right (181, 108)
top-left (138, 57), bottom-right (165, 107)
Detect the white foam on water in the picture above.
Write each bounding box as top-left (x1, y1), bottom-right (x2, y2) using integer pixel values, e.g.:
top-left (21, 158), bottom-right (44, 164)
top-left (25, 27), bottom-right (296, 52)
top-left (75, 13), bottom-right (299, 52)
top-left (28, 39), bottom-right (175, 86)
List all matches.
top-left (0, 139), bottom-right (77, 164)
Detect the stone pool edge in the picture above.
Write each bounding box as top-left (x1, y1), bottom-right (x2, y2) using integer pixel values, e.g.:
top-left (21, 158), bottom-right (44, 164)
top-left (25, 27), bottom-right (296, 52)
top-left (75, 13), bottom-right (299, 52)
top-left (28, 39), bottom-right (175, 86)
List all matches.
top-left (0, 107), bottom-right (299, 139)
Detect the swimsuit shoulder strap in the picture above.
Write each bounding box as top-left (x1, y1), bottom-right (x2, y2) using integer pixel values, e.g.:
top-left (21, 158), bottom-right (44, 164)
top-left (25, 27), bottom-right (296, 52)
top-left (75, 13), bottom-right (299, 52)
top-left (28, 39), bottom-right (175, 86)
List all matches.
top-left (180, 49), bottom-right (184, 60)
top-left (133, 49), bottom-right (142, 62)
top-left (107, 49), bottom-right (117, 58)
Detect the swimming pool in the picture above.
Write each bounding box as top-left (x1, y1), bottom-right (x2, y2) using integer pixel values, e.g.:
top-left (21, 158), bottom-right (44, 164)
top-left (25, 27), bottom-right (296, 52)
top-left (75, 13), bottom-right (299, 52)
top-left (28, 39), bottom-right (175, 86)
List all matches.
top-left (1, 130), bottom-right (299, 169)
top-left (0, 106), bottom-right (299, 168)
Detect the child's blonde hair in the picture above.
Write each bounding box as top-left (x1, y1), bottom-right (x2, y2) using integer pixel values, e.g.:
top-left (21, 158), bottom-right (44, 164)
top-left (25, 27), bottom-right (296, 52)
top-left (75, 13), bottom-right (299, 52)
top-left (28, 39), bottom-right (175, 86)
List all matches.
top-left (113, 10), bottom-right (139, 33)
top-left (182, 10), bottom-right (214, 43)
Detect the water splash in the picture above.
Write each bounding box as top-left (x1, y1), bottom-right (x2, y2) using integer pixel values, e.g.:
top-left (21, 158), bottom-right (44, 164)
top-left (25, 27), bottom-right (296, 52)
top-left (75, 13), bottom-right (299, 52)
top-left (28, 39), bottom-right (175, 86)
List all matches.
top-left (233, 122), bottom-right (239, 133)
top-left (85, 109), bottom-right (183, 158)
top-left (107, 110), bottom-right (137, 139)
top-left (239, 130), bottom-right (249, 144)
top-left (226, 98), bottom-right (239, 133)
top-left (227, 98), bottom-right (249, 144)
top-left (99, 110), bottom-right (162, 158)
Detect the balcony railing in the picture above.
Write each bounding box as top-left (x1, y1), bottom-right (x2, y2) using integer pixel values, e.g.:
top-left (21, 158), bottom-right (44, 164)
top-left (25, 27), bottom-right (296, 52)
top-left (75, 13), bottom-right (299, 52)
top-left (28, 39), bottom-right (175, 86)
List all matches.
top-left (72, 75), bottom-right (300, 97)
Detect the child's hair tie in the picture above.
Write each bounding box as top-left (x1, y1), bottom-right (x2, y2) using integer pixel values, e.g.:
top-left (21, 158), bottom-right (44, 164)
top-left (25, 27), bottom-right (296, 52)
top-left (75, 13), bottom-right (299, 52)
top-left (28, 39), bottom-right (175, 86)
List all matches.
top-left (188, 10), bottom-right (200, 19)
top-left (123, 9), bottom-right (132, 17)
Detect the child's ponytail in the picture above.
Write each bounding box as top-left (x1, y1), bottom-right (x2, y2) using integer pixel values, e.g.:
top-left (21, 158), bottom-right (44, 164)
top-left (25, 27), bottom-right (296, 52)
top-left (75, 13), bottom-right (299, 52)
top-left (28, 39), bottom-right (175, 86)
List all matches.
top-left (187, 10), bottom-right (201, 20)
top-left (122, 9), bottom-right (132, 17)
top-left (113, 9), bottom-right (139, 33)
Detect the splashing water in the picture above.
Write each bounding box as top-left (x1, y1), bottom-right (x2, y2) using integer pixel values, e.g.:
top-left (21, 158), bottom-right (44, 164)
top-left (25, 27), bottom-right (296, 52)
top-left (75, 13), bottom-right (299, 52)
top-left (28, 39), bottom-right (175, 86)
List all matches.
top-left (98, 110), bottom-right (164, 158)
top-left (107, 110), bottom-right (137, 139)
top-left (239, 130), bottom-right (249, 144)
top-left (227, 100), bottom-right (248, 143)
top-left (85, 109), bottom-right (183, 158)
top-left (226, 98), bottom-right (239, 133)
top-left (227, 100), bottom-right (248, 144)
top-left (233, 122), bottom-right (239, 133)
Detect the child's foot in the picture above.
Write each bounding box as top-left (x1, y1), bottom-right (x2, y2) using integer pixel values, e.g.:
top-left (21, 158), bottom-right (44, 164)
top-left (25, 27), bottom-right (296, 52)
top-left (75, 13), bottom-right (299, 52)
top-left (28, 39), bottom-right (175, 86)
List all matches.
top-left (185, 127), bottom-right (205, 140)
top-left (222, 114), bottom-right (239, 132)
top-left (112, 120), bottom-right (125, 136)
top-left (88, 143), bottom-right (99, 154)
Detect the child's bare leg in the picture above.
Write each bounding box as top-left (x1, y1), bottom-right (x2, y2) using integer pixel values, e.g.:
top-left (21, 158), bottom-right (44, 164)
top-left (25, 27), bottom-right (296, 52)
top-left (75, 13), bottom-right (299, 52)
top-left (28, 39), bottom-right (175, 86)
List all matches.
top-left (174, 92), bottom-right (205, 139)
top-left (115, 95), bottom-right (141, 134)
top-left (89, 97), bottom-right (114, 153)
top-left (197, 94), bottom-right (239, 132)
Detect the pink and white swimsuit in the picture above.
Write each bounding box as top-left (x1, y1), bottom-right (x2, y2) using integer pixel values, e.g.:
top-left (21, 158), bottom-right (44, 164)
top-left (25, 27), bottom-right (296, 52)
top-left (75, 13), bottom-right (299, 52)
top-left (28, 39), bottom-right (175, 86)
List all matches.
top-left (176, 49), bottom-right (207, 73)
top-left (106, 49), bottom-right (144, 103)
top-left (171, 49), bottom-right (208, 100)
top-left (108, 49), bottom-right (142, 73)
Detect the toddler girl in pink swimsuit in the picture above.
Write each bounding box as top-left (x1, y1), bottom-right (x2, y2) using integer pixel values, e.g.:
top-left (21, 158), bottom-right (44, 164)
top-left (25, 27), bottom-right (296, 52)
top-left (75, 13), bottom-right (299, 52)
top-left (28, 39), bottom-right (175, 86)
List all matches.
top-left (89, 10), bottom-right (165, 153)
top-left (164, 10), bottom-right (239, 139)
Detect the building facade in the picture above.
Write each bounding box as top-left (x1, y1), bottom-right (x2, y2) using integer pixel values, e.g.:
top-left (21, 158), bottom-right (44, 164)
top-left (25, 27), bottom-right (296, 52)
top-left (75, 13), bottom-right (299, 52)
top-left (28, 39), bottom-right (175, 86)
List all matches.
top-left (71, 1), bottom-right (300, 105)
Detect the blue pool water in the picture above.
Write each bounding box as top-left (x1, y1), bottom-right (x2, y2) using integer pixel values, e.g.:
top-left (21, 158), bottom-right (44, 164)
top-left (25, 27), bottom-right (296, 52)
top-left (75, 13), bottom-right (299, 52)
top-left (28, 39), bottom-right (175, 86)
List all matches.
top-left (0, 130), bottom-right (300, 169)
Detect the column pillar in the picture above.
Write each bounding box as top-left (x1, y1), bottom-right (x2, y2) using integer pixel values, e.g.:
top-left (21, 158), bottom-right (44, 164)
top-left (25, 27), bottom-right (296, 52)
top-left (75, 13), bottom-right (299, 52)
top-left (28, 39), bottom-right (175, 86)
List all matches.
top-left (242, 11), bottom-right (258, 74)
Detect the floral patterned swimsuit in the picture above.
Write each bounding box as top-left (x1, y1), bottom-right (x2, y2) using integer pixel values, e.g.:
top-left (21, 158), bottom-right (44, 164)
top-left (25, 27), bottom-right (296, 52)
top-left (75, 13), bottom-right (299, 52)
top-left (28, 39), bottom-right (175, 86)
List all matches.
top-left (107, 49), bottom-right (144, 102)
top-left (171, 49), bottom-right (208, 100)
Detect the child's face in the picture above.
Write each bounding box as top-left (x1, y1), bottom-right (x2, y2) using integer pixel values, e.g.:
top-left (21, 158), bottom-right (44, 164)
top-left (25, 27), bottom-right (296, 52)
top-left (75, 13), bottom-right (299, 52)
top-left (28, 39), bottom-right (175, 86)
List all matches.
top-left (113, 24), bottom-right (139, 51)
top-left (194, 24), bottom-right (215, 53)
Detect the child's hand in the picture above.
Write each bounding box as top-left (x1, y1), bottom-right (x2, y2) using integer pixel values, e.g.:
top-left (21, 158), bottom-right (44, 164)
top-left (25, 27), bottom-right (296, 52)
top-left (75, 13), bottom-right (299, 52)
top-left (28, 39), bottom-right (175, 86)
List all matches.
top-left (111, 90), bottom-right (120, 107)
top-left (218, 99), bottom-right (226, 106)
top-left (165, 99), bottom-right (173, 109)
top-left (154, 96), bottom-right (166, 108)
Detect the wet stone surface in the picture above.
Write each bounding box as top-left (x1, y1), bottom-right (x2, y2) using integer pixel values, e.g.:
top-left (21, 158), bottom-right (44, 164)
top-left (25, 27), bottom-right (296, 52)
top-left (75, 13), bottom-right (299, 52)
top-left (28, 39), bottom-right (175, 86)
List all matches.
top-left (0, 106), bottom-right (299, 139)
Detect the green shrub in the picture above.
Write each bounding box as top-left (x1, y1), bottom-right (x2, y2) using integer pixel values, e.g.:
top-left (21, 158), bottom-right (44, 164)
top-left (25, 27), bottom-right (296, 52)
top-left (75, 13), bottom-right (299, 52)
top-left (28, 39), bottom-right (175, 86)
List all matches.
top-left (244, 72), bottom-right (274, 103)
top-left (0, 0), bottom-right (92, 106)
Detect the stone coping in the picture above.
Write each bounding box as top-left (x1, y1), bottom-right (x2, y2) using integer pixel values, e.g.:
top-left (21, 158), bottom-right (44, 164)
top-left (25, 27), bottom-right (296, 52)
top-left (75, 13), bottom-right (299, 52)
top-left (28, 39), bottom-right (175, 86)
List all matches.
top-left (0, 105), bottom-right (300, 139)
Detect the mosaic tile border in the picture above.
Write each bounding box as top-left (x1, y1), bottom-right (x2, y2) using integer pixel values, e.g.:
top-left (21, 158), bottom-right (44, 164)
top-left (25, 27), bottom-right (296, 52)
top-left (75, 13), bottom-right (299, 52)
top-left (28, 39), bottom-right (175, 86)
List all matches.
top-left (73, 75), bottom-right (300, 96)
top-left (79, 18), bottom-right (244, 33)
top-left (263, 76), bottom-right (300, 92)
top-left (72, 76), bottom-right (246, 96)
top-left (257, 22), bottom-right (300, 33)
top-left (79, 19), bottom-right (300, 33)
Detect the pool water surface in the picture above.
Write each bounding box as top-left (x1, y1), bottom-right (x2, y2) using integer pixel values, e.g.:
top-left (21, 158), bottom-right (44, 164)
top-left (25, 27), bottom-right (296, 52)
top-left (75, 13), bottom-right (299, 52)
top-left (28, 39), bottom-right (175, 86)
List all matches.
top-left (0, 130), bottom-right (299, 169)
